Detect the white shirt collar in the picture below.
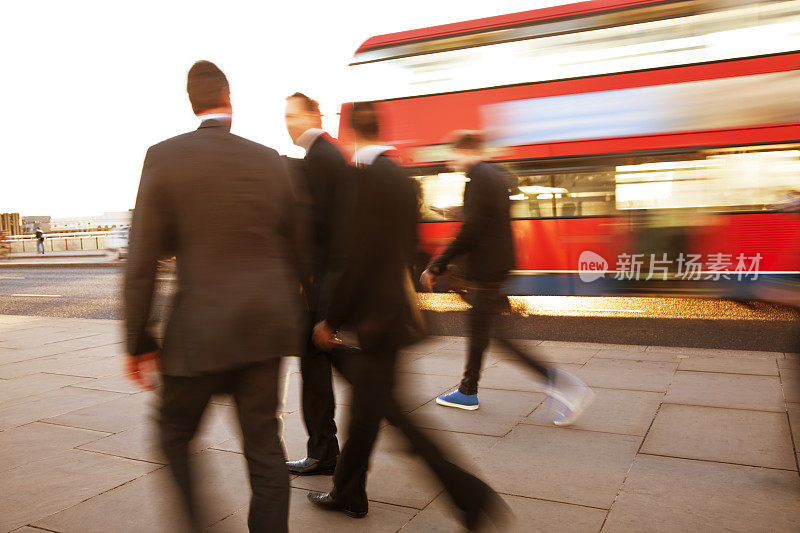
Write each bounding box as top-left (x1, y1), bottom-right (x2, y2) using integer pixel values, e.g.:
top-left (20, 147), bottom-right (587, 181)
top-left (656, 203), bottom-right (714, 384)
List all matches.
top-left (295, 128), bottom-right (325, 152)
top-left (198, 112), bottom-right (232, 123)
top-left (351, 145), bottom-right (395, 166)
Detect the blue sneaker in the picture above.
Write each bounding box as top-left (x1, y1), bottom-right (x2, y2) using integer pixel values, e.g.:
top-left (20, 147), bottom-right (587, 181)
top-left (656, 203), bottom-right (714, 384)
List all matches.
top-left (436, 390), bottom-right (479, 411)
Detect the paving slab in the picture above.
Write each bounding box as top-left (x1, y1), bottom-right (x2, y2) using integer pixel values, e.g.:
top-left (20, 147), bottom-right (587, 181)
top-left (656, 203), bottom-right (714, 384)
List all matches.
top-left (778, 358), bottom-right (800, 369)
top-left (602, 454), bottom-right (800, 532)
top-left (780, 368), bottom-right (800, 403)
top-left (409, 388), bottom-right (545, 436)
top-left (61, 343), bottom-right (126, 358)
top-left (572, 359), bottom-right (677, 392)
top-left (505, 346), bottom-right (596, 365)
top-left (209, 488), bottom-right (417, 533)
top-left (43, 390), bottom-right (157, 433)
top-left (41, 333), bottom-right (121, 351)
top-left (538, 340), bottom-right (618, 351)
top-left (0, 352), bottom-right (105, 379)
top-left (1, 449), bottom-right (158, 532)
top-left (478, 360), bottom-right (580, 393)
top-left (402, 336), bottom-right (461, 355)
top-left (71, 373), bottom-right (143, 394)
top-left (646, 346), bottom-right (782, 358)
top-left (0, 372), bottom-right (92, 403)
top-left (79, 403), bottom-right (241, 464)
top-left (0, 344), bottom-right (78, 365)
top-left (788, 403), bottom-right (800, 449)
top-left (402, 492), bottom-right (607, 533)
top-left (593, 348), bottom-right (681, 363)
top-left (0, 422), bottom-right (110, 473)
top-left (0, 386), bottom-right (124, 430)
top-left (393, 373), bottom-right (459, 413)
top-left (474, 424), bottom-right (641, 509)
top-left (50, 354), bottom-right (126, 379)
top-left (525, 388), bottom-right (663, 436)
top-left (641, 404), bottom-right (796, 470)
top-left (34, 450), bottom-right (252, 533)
top-left (664, 371), bottom-right (785, 412)
top-left (677, 356), bottom-right (779, 376)
top-left (398, 348), bottom-right (503, 377)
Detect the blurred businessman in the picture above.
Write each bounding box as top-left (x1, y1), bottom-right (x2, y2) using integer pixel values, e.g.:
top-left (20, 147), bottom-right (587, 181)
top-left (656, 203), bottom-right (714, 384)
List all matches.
top-left (308, 103), bottom-right (510, 530)
top-left (284, 92), bottom-right (353, 475)
top-left (124, 61), bottom-right (305, 532)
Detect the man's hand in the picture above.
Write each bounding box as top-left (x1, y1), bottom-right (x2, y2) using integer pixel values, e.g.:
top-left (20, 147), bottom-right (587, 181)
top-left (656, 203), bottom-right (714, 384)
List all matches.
top-left (312, 320), bottom-right (339, 351)
top-left (420, 269), bottom-right (437, 292)
top-left (124, 351), bottom-right (160, 390)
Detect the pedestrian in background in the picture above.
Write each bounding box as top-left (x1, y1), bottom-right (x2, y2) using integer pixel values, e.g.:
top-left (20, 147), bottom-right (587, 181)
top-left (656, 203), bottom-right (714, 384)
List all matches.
top-left (421, 131), bottom-right (594, 425)
top-left (35, 227), bottom-right (45, 254)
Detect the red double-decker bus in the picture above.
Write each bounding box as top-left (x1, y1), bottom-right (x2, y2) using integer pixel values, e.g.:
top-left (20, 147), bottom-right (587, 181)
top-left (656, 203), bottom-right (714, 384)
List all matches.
top-left (339, 0), bottom-right (800, 297)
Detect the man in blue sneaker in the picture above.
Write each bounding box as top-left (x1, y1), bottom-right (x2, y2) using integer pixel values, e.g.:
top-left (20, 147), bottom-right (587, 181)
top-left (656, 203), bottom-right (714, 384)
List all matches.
top-left (421, 132), bottom-right (592, 425)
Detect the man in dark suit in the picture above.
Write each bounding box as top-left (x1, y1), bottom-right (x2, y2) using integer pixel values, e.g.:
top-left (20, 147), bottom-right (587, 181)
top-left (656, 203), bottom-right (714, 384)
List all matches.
top-left (307, 103), bottom-right (509, 530)
top-left (283, 92), bottom-right (352, 475)
top-left (420, 132), bottom-right (593, 425)
top-left (124, 61), bottom-right (305, 532)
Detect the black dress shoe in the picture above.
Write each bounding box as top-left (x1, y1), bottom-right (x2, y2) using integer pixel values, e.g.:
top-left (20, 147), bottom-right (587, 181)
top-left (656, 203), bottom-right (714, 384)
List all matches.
top-left (306, 491), bottom-right (367, 518)
top-left (286, 456), bottom-right (337, 475)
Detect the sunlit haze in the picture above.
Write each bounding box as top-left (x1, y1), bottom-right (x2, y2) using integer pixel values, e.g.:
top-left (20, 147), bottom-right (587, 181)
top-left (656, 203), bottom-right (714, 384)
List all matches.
top-left (2, 0), bottom-right (563, 218)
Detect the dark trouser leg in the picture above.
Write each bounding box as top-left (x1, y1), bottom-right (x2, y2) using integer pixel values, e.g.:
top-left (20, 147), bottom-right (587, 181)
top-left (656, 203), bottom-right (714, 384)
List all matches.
top-left (159, 374), bottom-right (217, 527)
top-left (459, 287), bottom-right (496, 395)
top-left (232, 359), bottom-right (290, 533)
top-left (300, 319), bottom-right (339, 461)
top-left (383, 404), bottom-right (490, 512)
top-left (330, 347), bottom-right (492, 514)
top-left (330, 348), bottom-right (396, 512)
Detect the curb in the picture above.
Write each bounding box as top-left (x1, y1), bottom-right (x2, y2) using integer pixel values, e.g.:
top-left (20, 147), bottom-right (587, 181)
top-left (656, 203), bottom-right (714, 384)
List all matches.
top-left (7, 254), bottom-right (109, 259)
top-left (0, 261), bottom-right (123, 269)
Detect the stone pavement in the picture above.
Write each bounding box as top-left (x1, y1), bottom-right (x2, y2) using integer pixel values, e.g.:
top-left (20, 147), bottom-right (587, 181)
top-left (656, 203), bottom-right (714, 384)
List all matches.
top-left (1, 314), bottom-right (799, 532)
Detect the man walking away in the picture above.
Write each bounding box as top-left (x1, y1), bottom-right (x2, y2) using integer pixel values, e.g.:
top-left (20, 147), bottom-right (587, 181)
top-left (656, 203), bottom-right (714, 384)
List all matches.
top-left (420, 131), bottom-right (593, 426)
top-left (124, 61), bottom-right (305, 532)
top-left (307, 104), bottom-right (511, 530)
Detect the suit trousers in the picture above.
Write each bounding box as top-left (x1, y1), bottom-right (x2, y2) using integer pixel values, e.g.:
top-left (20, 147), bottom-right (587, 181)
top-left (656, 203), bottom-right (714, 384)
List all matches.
top-left (160, 359), bottom-right (288, 533)
top-left (329, 344), bottom-right (492, 515)
top-left (300, 315), bottom-right (340, 461)
top-left (459, 282), bottom-right (549, 395)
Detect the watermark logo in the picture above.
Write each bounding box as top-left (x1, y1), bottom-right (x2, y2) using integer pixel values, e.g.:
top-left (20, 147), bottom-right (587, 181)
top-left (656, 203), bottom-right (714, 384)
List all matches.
top-left (578, 250), bottom-right (608, 282)
top-left (577, 251), bottom-right (763, 282)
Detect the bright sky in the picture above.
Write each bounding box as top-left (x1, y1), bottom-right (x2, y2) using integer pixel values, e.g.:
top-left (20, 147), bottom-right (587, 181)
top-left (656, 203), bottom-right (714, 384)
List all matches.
top-left (2, 1), bottom-right (566, 218)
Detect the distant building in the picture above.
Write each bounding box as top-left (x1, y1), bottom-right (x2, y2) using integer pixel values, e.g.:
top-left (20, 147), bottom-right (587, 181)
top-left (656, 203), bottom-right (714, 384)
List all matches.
top-left (1, 213), bottom-right (22, 235)
top-left (22, 216), bottom-right (52, 234)
top-left (48, 211), bottom-right (132, 232)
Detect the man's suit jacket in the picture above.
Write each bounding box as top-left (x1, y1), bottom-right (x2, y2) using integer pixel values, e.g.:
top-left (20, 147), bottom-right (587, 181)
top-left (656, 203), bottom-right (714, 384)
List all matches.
top-left (302, 134), bottom-right (354, 316)
top-left (125, 119), bottom-right (306, 376)
top-left (429, 161), bottom-right (515, 283)
top-left (325, 153), bottom-right (419, 351)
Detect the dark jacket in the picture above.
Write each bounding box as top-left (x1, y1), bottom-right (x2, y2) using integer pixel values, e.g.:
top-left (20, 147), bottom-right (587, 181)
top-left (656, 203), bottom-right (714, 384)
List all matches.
top-left (429, 162), bottom-right (515, 282)
top-left (124, 119), bottom-right (306, 376)
top-left (35, 230), bottom-right (44, 242)
top-left (302, 134), bottom-right (354, 314)
top-left (325, 153), bottom-right (420, 350)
